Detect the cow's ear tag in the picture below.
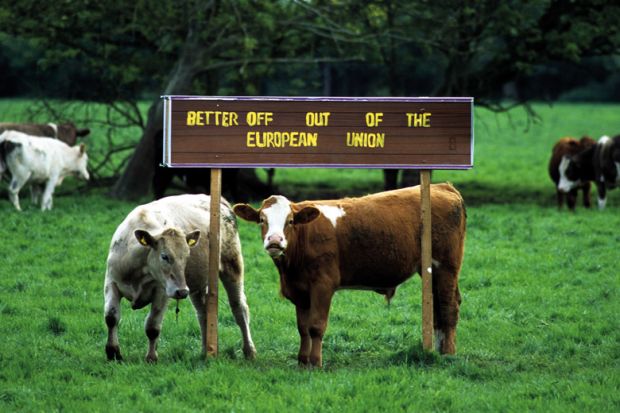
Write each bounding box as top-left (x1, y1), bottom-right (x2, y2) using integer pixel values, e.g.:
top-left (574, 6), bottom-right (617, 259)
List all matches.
top-left (140, 237), bottom-right (148, 246)
top-left (188, 238), bottom-right (196, 247)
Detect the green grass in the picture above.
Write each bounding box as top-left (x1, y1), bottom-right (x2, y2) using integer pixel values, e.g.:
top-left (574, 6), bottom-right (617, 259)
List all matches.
top-left (1, 102), bottom-right (619, 412)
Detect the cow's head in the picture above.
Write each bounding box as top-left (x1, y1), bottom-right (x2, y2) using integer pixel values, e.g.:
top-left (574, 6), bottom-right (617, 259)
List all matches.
top-left (233, 195), bottom-right (320, 258)
top-left (57, 122), bottom-right (90, 146)
top-left (134, 228), bottom-right (201, 299)
top-left (72, 144), bottom-right (90, 181)
top-left (558, 155), bottom-right (583, 193)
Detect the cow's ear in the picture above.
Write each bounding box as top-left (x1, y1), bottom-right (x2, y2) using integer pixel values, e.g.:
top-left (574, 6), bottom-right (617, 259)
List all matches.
top-left (77, 128), bottom-right (90, 137)
top-left (232, 204), bottom-right (260, 223)
top-left (186, 230), bottom-right (200, 248)
top-left (294, 206), bottom-right (320, 225)
top-left (79, 144), bottom-right (86, 156)
top-left (135, 230), bottom-right (156, 248)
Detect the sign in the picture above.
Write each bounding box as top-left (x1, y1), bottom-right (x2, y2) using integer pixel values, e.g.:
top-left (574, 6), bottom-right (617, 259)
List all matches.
top-left (162, 96), bottom-right (473, 169)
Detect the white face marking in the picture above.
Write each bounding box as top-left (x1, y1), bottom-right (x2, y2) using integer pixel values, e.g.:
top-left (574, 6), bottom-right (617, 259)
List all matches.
top-left (598, 197), bottom-right (607, 210)
top-left (558, 156), bottom-right (579, 193)
top-left (262, 196), bottom-right (291, 251)
top-left (598, 135), bottom-right (610, 145)
top-left (316, 205), bottom-right (346, 228)
top-left (434, 329), bottom-right (445, 352)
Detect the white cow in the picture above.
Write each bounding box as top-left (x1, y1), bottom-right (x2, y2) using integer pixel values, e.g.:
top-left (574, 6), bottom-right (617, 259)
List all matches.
top-left (104, 194), bottom-right (256, 362)
top-left (0, 130), bottom-right (89, 211)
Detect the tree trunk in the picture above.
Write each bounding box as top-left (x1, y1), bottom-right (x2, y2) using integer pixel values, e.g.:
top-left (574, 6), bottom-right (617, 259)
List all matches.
top-left (110, 32), bottom-right (200, 200)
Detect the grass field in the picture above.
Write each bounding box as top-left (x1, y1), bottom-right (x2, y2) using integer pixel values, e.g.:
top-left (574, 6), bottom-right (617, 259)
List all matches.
top-left (0, 101), bottom-right (619, 412)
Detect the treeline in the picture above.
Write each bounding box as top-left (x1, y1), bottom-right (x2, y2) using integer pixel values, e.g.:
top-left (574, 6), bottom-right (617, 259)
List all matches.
top-left (1, 1), bottom-right (618, 103)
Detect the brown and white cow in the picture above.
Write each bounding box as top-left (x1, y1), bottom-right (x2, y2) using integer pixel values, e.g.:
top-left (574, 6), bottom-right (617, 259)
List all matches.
top-left (104, 194), bottom-right (256, 362)
top-left (559, 135), bottom-right (620, 209)
top-left (234, 184), bottom-right (466, 367)
top-left (0, 130), bottom-right (89, 211)
top-left (548, 136), bottom-right (596, 210)
top-left (0, 122), bottom-right (90, 146)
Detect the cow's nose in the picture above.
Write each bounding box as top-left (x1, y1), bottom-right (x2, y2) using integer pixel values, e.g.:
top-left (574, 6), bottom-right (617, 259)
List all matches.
top-left (267, 234), bottom-right (283, 245)
top-left (174, 288), bottom-right (189, 299)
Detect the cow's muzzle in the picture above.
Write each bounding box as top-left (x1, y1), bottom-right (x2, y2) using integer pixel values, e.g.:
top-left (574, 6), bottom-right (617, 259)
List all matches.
top-left (172, 288), bottom-right (189, 299)
top-left (266, 243), bottom-right (285, 257)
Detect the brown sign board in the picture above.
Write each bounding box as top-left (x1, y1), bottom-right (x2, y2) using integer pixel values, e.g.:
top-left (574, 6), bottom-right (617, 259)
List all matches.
top-left (162, 96), bottom-right (473, 169)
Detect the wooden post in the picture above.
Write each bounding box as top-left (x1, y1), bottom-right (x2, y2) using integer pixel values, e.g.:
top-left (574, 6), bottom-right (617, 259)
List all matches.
top-left (420, 170), bottom-right (434, 351)
top-left (206, 168), bottom-right (222, 357)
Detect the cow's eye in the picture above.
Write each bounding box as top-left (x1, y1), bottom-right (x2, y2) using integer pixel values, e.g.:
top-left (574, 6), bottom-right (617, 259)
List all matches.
top-left (160, 253), bottom-right (170, 263)
top-left (259, 217), bottom-right (265, 224)
top-left (288, 219), bottom-right (294, 225)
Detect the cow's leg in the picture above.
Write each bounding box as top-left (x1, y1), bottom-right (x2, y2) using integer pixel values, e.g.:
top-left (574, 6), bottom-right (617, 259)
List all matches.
top-left (567, 189), bottom-right (578, 211)
top-left (8, 172), bottom-right (30, 211)
top-left (220, 275), bottom-right (257, 359)
top-left (144, 290), bottom-right (168, 363)
top-left (383, 169), bottom-right (399, 190)
top-left (40, 175), bottom-right (60, 211)
top-left (308, 284), bottom-right (335, 367)
top-left (295, 305), bottom-right (312, 366)
top-left (104, 280), bottom-right (123, 361)
top-left (582, 182), bottom-right (592, 208)
top-left (30, 184), bottom-right (42, 206)
top-left (555, 189), bottom-right (564, 209)
top-left (596, 182), bottom-right (607, 210)
top-left (432, 266), bottom-right (460, 355)
top-left (189, 287), bottom-right (208, 356)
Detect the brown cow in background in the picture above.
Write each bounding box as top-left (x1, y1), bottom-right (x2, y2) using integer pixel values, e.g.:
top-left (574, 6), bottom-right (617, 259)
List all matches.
top-left (548, 136), bottom-right (596, 210)
top-left (234, 184), bottom-right (466, 367)
top-left (0, 122), bottom-right (90, 146)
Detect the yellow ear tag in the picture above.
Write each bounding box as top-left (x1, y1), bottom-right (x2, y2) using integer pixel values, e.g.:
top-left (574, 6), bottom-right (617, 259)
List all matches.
top-left (188, 239), bottom-right (196, 247)
top-left (140, 237), bottom-right (148, 246)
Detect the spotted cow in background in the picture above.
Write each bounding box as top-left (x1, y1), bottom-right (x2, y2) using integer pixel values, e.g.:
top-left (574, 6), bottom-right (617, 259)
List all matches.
top-left (548, 136), bottom-right (596, 210)
top-left (234, 184), bottom-right (466, 367)
top-left (559, 135), bottom-right (620, 209)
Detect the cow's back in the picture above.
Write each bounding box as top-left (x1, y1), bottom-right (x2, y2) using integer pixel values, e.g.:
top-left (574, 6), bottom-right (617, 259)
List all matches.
top-left (108, 194), bottom-right (240, 289)
top-left (3, 132), bottom-right (71, 180)
top-left (297, 184), bottom-right (465, 289)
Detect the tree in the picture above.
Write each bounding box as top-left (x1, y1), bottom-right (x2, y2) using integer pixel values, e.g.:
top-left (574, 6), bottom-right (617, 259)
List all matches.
top-left (2, 0), bottom-right (619, 198)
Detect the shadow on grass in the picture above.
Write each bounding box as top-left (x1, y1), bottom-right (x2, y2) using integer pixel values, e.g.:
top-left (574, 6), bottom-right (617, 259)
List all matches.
top-left (387, 343), bottom-right (446, 368)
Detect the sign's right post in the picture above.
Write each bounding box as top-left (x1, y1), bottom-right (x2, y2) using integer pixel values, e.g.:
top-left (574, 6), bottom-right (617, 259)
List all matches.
top-left (420, 169), bottom-right (434, 351)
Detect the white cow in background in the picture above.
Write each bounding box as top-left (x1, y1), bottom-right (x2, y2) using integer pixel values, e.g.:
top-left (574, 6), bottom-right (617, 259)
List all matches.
top-left (0, 130), bottom-right (89, 211)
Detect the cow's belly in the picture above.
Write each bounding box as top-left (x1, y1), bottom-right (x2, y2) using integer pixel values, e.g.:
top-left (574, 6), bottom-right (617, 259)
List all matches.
top-left (340, 260), bottom-right (416, 289)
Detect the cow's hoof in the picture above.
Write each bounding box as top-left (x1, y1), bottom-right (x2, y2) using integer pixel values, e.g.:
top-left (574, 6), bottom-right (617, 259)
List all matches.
top-left (243, 346), bottom-right (257, 360)
top-left (105, 345), bottom-right (123, 361)
top-left (298, 354), bottom-right (310, 366)
top-left (145, 353), bottom-right (158, 363)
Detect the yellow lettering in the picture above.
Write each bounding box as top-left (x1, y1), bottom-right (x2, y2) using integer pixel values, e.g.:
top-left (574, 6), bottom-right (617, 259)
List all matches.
top-left (365, 112), bottom-right (384, 127)
top-left (246, 132), bottom-right (256, 147)
top-left (186, 111), bottom-right (196, 126)
top-left (246, 111), bottom-right (273, 126)
top-left (345, 132), bottom-right (385, 148)
top-left (247, 112), bottom-right (257, 126)
top-left (195, 111), bottom-right (204, 126)
top-left (305, 112), bottom-right (331, 127)
top-left (244, 131), bottom-right (318, 148)
top-left (407, 112), bottom-right (432, 127)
